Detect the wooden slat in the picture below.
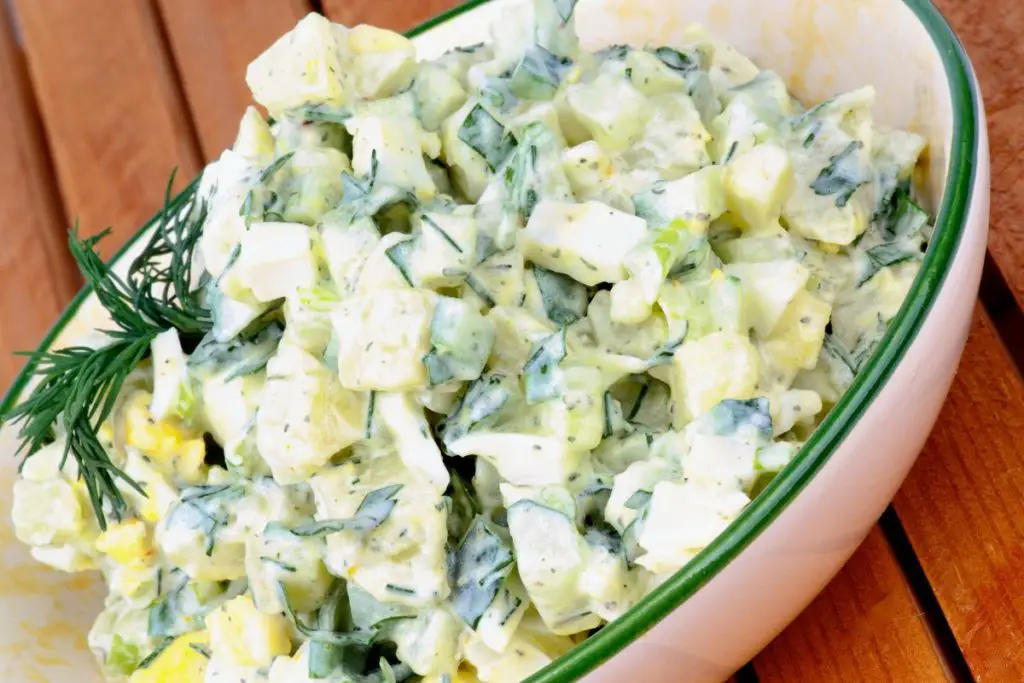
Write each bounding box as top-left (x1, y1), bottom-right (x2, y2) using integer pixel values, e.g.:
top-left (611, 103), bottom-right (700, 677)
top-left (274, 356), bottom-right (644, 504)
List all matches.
top-left (0, 4), bottom-right (79, 388)
top-left (156, 0), bottom-right (309, 161)
top-left (892, 309), bottom-right (1024, 680)
top-left (753, 527), bottom-right (947, 682)
top-left (11, 0), bottom-right (201, 255)
top-left (933, 0), bottom-right (1024, 309)
top-left (322, 0), bottom-right (462, 32)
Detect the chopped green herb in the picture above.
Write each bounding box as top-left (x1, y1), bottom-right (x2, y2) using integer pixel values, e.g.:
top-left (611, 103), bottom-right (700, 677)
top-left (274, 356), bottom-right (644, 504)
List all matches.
top-left (450, 517), bottom-right (515, 628)
top-left (645, 331), bottom-right (687, 368)
top-left (464, 273), bottom-right (497, 308)
top-left (790, 95), bottom-right (836, 129)
top-left (721, 140), bottom-right (739, 165)
top-left (510, 45), bottom-right (574, 100)
top-left (707, 398), bottom-right (773, 440)
top-left (136, 638), bottom-right (173, 670)
top-left (439, 374), bottom-right (513, 443)
top-left (385, 237), bottom-right (417, 286)
top-left (595, 44), bottom-right (630, 61)
top-left (533, 265), bottom-right (587, 327)
top-left (260, 151), bottom-right (295, 183)
top-left (522, 329), bottom-right (567, 404)
top-left (651, 46), bottom-right (700, 74)
top-left (458, 104), bottom-right (517, 171)
top-left (299, 104), bottom-right (352, 124)
top-left (291, 484), bottom-right (403, 536)
top-left (188, 643), bottom-right (212, 659)
top-left (624, 490), bottom-right (652, 511)
top-left (260, 556), bottom-right (298, 573)
top-left (810, 141), bottom-right (865, 207)
top-left (422, 214), bottom-right (464, 253)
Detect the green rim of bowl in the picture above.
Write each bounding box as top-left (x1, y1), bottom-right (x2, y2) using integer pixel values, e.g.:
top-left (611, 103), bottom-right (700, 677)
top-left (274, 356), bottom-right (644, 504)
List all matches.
top-left (0, 0), bottom-right (979, 680)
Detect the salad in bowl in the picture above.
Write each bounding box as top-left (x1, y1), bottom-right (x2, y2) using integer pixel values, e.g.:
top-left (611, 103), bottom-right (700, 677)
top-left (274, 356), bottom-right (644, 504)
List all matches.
top-left (4, 1), bottom-right (938, 681)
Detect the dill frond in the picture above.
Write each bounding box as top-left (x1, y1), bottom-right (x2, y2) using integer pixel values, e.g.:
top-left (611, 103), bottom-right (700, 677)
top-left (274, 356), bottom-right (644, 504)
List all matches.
top-left (2, 173), bottom-right (212, 528)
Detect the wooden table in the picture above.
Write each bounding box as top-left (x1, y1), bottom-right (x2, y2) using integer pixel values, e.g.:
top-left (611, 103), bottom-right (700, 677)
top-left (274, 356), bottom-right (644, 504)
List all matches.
top-left (0, 1), bottom-right (1020, 681)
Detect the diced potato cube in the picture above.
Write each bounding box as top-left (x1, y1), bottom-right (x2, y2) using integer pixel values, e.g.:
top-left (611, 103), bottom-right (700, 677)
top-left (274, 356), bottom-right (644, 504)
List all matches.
top-left (246, 527), bottom-right (333, 614)
top-left (347, 109), bottom-right (439, 198)
top-left (448, 433), bottom-right (584, 486)
top-left (311, 458), bottom-right (450, 606)
top-left (506, 501), bottom-right (601, 635)
top-left (410, 210), bottom-right (478, 288)
top-left (626, 49), bottom-right (687, 96)
top-left (376, 392), bottom-right (449, 492)
top-left (256, 344), bottom-right (367, 484)
top-left (724, 143), bottom-right (794, 231)
top-left (246, 13), bottom-right (350, 114)
top-left (620, 92), bottom-right (711, 177)
top-left (486, 306), bottom-right (556, 373)
top-left (207, 595), bottom-right (291, 668)
top-left (128, 631), bottom-right (209, 683)
top-left (354, 232), bottom-right (416, 293)
top-left (632, 165), bottom-right (726, 229)
top-left (332, 289), bottom-right (436, 390)
top-left (149, 328), bottom-right (192, 422)
top-left (783, 133), bottom-right (872, 245)
top-left (391, 608), bottom-right (464, 678)
top-left (723, 260), bottom-right (810, 338)
top-left (321, 219), bottom-right (380, 294)
top-left (768, 389), bottom-right (823, 435)
top-left (233, 107), bottom-right (275, 165)
top-left (760, 289), bottom-right (832, 377)
top-left (347, 25), bottom-right (418, 99)
top-left (522, 200), bottom-right (647, 286)
top-left (636, 480), bottom-right (749, 574)
top-left (565, 73), bottom-right (648, 151)
top-left (414, 63), bottom-right (469, 131)
top-left (236, 222), bottom-right (317, 302)
top-left (671, 331), bottom-right (760, 423)
top-left (561, 141), bottom-right (614, 199)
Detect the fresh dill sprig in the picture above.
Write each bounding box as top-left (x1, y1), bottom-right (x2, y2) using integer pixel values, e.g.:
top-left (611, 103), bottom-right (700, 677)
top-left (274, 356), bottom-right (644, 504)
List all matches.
top-left (2, 172), bottom-right (212, 529)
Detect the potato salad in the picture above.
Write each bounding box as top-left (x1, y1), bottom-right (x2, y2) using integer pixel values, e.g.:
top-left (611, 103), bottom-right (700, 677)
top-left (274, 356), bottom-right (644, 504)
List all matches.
top-left (9, 2), bottom-right (932, 682)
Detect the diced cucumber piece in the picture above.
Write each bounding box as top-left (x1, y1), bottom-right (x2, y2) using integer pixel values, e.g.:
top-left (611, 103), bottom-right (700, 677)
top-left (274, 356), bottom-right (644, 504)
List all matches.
top-left (424, 296), bottom-right (496, 385)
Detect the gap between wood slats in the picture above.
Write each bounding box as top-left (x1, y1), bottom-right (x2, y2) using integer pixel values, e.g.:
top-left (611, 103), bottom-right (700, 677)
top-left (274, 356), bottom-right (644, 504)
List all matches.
top-left (145, 0), bottom-right (205, 165)
top-left (880, 507), bottom-right (975, 682)
top-left (154, 0), bottom-right (310, 161)
top-left (978, 251), bottom-right (1024, 382)
top-left (892, 309), bottom-right (1024, 680)
top-left (733, 662), bottom-right (760, 683)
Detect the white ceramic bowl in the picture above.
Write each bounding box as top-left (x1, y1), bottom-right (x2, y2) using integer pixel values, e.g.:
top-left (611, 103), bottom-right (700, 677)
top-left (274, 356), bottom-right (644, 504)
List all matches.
top-left (0, 0), bottom-right (988, 681)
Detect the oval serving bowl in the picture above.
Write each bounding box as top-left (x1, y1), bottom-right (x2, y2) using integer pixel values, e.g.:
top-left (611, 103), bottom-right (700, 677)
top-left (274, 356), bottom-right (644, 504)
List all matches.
top-left (0, 0), bottom-right (987, 681)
